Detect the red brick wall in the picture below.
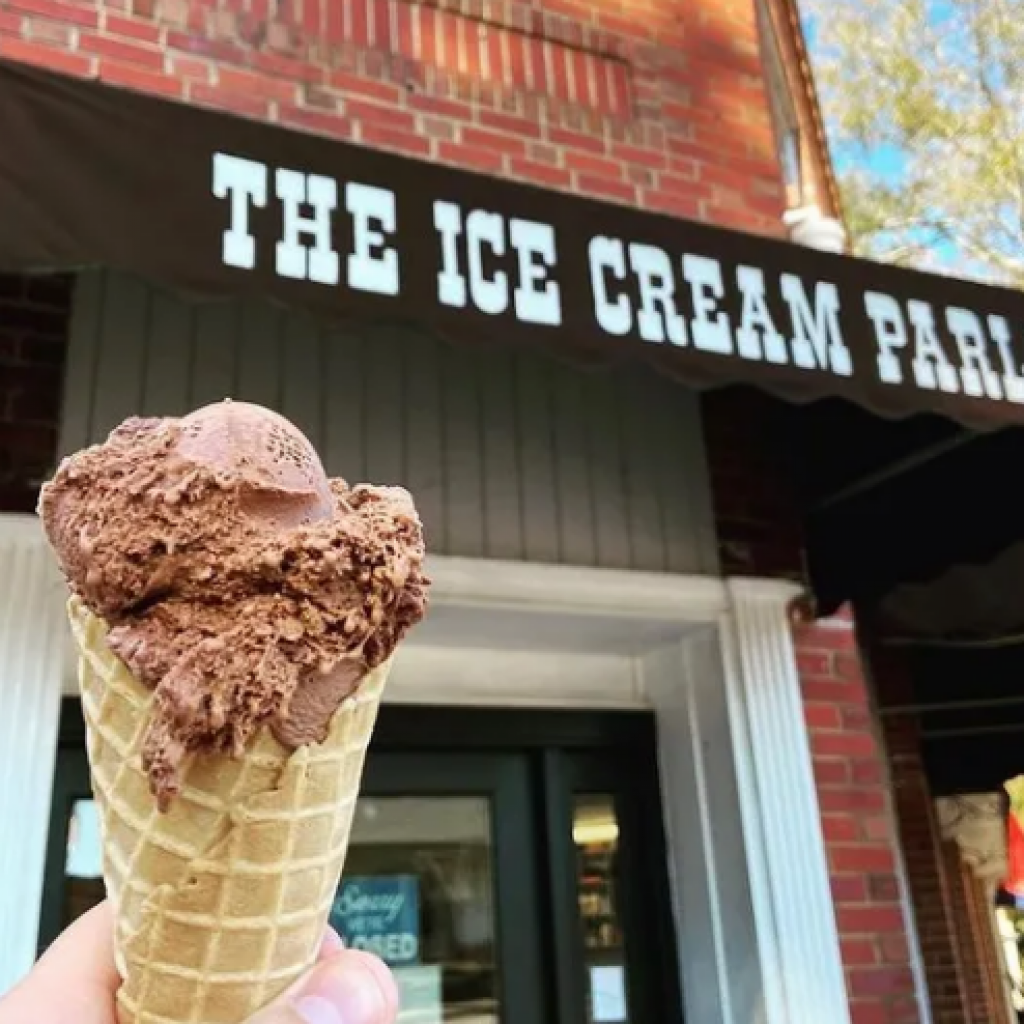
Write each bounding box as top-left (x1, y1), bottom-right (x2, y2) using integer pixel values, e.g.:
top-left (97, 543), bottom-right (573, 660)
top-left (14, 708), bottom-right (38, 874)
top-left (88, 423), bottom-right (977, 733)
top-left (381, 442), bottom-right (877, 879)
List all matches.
top-left (701, 386), bottom-right (803, 581)
top-left (0, 274), bottom-right (71, 514)
top-left (798, 615), bottom-right (923, 1024)
top-left (882, 709), bottom-right (968, 1024)
top-left (932, 839), bottom-right (1013, 1024)
top-left (945, 843), bottom-right (983, 1023)
top-left (961, 862), bottom-right (1014, 1024)
top-left (0, 0), bottom-right (785, 232)
top-left (950, 845), bottom-right (1009, 1024)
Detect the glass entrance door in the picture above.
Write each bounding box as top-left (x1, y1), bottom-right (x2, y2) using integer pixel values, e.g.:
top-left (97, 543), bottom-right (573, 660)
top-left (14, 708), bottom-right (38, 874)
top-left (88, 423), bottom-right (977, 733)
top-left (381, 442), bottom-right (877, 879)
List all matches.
top-left (346, 753), bottom-right (546, 1024)
top-left (41, 708), bottom-right (683, 1024)
top-left (546, 752), bottom-right (682, 1024)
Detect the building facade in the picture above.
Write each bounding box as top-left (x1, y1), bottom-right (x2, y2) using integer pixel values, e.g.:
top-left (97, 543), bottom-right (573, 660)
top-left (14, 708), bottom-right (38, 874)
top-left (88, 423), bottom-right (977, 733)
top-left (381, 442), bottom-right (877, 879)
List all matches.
top-left (2, 2), bottom-right (1021, 1023)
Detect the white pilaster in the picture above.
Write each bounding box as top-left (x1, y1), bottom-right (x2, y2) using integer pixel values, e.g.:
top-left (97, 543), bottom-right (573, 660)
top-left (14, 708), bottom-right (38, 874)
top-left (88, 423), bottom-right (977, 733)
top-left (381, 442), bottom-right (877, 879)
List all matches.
top-left (0, 515), bottom-right (67, 995)
top-left (643, 628), bottom-right (764, 1024)
top-left (643, 576), bottom-right (854, 1024)
top-left (723, 578), bottom-right (852, 1024)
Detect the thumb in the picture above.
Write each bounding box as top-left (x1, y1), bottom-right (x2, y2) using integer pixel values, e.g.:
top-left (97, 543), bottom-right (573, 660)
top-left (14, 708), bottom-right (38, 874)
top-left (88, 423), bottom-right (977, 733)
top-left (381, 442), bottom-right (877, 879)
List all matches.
top-left (0, 901), bottom-right (119, 1024)
top-left (247, 949), bottom-right (400, 1024)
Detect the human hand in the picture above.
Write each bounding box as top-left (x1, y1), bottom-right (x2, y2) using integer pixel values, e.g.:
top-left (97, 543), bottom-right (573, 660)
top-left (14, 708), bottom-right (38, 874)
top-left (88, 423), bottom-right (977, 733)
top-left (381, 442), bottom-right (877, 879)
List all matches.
top-left (0, 901), bottom-right (400, 1024)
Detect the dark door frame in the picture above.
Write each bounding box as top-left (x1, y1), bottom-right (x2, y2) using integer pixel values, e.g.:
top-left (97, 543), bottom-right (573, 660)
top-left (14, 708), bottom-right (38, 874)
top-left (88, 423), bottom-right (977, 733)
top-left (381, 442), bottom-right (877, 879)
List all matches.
top-left (44, 699), bottom-right (685, 1024)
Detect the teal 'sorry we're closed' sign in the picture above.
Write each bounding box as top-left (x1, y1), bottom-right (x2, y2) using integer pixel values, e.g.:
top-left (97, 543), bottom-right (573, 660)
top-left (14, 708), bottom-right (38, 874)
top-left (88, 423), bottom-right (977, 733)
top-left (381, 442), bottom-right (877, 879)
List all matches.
top-left (330, 875), bottom-right (421, 967)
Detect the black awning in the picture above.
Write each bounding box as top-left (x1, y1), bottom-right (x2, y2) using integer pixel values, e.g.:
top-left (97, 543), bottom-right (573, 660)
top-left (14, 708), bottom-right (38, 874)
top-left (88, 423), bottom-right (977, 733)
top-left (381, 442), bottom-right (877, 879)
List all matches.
top-left (782, 397), bottom-right (1024, 616)
top-left (5, 58), bottom-right (1024, 430)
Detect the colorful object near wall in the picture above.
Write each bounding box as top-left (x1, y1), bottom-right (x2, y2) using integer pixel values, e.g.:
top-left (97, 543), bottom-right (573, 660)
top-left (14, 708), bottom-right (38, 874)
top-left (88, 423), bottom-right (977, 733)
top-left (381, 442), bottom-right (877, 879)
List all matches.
top-left (1004, 776), bottom-right (1024, 900)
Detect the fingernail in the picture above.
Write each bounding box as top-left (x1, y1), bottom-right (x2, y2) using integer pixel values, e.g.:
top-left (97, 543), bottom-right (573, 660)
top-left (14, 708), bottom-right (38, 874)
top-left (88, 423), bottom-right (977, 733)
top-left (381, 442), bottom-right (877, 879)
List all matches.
top-left (319, 927), bottom-right (345, 957)
top-left (295, 996), bottom-right (345, 1024)
top-left (293, 960), bottom-right (388, 1024)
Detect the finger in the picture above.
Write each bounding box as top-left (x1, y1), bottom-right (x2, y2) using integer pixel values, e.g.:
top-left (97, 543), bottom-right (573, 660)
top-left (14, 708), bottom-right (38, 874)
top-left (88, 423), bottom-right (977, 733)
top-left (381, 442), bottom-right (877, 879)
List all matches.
top-left (317, 926), bottom-right (345, 961)
top-left (246, 949), bottom-right (399, 1024)
top-left (0, 901), bottom-right (119, 1024)
top-left (33, 900), bottom-right (119, 989)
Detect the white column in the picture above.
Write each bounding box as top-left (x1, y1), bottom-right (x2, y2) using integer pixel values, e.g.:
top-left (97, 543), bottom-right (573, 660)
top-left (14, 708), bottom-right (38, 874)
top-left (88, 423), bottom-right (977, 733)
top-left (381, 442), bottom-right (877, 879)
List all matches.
top-left (723, 578), bottom-right (852, 1024)
top-left (0, 515), bottom-right (67, 995)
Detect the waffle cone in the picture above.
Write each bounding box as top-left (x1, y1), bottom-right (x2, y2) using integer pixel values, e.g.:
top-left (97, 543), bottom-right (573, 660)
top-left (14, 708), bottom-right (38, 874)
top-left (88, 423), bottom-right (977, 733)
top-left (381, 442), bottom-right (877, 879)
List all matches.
top-left (68, 596), bottom-right (390, 1024)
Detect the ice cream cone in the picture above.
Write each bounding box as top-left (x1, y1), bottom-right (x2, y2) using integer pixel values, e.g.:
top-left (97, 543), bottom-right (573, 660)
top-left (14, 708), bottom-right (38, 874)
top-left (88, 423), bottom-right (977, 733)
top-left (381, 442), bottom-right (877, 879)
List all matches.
top-left (69, 595), bottom-right (390, 1024)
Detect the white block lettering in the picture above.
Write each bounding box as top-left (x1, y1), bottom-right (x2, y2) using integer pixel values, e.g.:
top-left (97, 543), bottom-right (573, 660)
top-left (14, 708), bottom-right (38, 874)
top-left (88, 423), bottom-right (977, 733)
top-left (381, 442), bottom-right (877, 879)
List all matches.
top-left (907, 300), bottom-right (959, 393)
top-left (434, 201), bottom-right (467, 308)
top-left (212, 152), bottom-right (268, 270)
top-left (781, 276), bottom-right (851, 375)
top-left (736, 266), bottom-right (786, 364)
top-left (945, 307), bottom-right (1002, 399)
top-left (510, 218), bottom-right (561, 326)
top-left (683, 254), bottom-right (731, 354)
top-left (466, 210), bottom-right (508, 316)
top-left (345, 183), bottom-right (399, 296)
top-left (275, 169), bottom-right (339, 284)
top-left (986, 315), bottom-right (1024, 403)
top-left (589, 236), bottom-right (632, 336)
top-left (629, 243), bottom-right (686, 345)
top-left (865, 291), bottom-right (907, 385)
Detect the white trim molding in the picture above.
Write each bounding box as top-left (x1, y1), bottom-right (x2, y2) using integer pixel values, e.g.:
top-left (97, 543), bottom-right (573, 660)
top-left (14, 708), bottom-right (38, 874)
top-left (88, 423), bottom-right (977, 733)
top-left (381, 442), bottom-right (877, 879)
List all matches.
top-left (1, 515), bottom-right (852, 1024)
top-left (425, 554), bottom-right (728, 622)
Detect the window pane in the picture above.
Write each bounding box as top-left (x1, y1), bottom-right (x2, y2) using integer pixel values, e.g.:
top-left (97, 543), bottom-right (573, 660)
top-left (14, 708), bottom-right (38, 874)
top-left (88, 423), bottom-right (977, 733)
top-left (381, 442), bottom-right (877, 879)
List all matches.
top-left (755, 0), bottom-right (804, 201)
top-left (780, 130), bottom-right (802, 192)
top-left (574, 794), bottom-right (629, 1024)
top-left (63, 799), bottom-right (106, 928)
top-left (339, 796), bottom-right (500, 1024)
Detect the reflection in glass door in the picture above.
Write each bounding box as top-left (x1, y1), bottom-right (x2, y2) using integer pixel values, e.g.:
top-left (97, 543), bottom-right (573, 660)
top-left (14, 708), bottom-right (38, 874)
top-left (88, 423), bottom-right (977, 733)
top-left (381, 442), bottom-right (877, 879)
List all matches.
top-left (573, 795), bottom-right (628, 1024)
top-left (64, 796), bottom-right (104, 920)
top-left (338, 796), bottom-right (500, 1024)
top-left (328, 752), bottom-right (548, 1024)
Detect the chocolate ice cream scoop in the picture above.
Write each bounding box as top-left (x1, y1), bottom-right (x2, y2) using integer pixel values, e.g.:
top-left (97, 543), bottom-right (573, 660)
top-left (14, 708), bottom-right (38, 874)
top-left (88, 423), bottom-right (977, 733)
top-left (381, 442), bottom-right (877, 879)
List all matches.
top-left (39, 400), bottom-right (429, 809)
